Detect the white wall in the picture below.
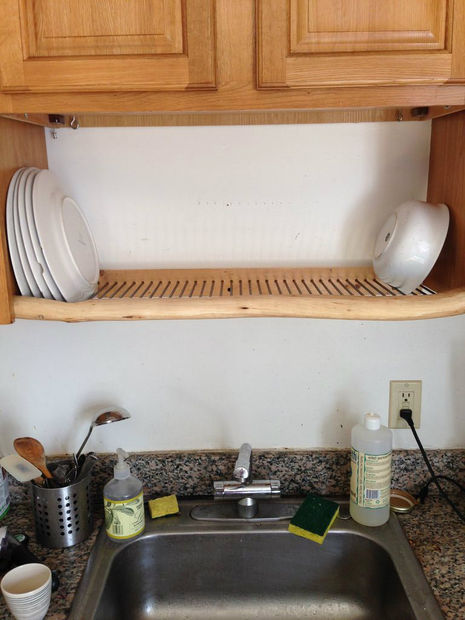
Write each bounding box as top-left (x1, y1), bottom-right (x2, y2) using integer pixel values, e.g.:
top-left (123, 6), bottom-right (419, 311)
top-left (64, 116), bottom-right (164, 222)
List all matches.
top-left (44, 123), bottom-right (430, 269)
top-left (2, 121), bottom-right (463, 454)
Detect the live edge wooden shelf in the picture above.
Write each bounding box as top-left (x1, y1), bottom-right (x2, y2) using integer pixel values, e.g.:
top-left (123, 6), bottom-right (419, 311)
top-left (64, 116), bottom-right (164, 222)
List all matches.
top-left (11, 267), bottom-right (465, 322)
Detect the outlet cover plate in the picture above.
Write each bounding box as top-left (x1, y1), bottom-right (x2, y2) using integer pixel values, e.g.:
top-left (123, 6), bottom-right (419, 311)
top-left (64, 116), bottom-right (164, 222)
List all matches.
top-left (389, 380), bottom-right (422, 429)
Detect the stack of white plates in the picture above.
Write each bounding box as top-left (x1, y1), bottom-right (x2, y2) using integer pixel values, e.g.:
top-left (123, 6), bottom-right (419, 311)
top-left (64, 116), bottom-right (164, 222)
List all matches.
top-left (6, 168), bottom-right (99, 302)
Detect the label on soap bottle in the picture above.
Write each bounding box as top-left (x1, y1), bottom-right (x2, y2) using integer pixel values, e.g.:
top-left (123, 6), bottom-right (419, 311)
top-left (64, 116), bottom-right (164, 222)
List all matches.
top-left (350, 448), bottom-right (391, 509)
top-left (104, 491), bottom-right (145, 540)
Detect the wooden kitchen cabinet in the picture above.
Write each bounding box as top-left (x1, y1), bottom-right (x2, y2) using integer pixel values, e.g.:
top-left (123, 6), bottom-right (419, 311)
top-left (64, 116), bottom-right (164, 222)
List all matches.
top-left (1, 0), bottom-right (465, 113)
top-left (0, 0), bottom-right (216, 92)
top-left (257, 0), bottom-right (465, 89)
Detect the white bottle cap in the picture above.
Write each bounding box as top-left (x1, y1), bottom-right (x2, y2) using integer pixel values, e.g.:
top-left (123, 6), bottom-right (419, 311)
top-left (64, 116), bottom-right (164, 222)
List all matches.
top-left (364, 413), bottom-right (381, 430)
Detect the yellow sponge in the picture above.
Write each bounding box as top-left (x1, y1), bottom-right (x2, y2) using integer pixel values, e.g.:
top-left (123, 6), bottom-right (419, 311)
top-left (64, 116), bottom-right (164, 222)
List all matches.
top-left (148, 495), bottom-right (179, 519)
top-left (288, 495), bottom-right (339, 545)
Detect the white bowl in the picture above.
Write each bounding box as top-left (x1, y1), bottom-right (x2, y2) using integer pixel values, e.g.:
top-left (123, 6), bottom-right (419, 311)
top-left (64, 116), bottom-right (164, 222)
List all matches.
top-left (373, 200), bottom-right (449, 294)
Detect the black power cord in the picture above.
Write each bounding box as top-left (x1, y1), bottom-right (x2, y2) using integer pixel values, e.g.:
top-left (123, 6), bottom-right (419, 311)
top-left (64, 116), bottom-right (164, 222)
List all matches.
top-left (399, 408), bottom-right (465, 523)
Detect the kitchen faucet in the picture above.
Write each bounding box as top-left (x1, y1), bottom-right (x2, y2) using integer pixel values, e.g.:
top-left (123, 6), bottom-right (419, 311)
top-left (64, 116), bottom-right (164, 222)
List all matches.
top-left (213, 443), bottom-right (280, 518)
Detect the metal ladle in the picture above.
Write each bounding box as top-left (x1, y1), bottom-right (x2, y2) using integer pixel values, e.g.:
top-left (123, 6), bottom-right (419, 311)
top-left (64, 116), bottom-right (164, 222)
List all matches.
top-left (75, 408), bottom-right (131, 461)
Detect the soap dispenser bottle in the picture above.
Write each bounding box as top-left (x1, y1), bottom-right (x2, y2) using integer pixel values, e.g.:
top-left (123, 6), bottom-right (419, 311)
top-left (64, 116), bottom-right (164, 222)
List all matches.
top-left (350, 413), bottom-right (392, 527)
top-left (104, 448), bottom-right (145, 541)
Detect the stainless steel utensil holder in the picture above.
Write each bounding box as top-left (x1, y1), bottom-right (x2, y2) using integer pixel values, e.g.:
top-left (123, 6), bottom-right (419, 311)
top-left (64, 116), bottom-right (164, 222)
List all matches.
top-left (32, 474), bottom-right (93, 548)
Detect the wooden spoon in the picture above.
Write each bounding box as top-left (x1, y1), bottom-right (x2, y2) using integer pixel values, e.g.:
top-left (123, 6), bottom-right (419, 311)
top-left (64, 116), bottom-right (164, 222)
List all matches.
top-left (13, 437), bottom-right (53, 480)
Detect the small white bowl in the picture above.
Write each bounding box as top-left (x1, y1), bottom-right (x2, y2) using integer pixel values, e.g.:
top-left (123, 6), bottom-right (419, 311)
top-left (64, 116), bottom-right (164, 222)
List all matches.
top-left (373, 200), bottom-right (449, 294)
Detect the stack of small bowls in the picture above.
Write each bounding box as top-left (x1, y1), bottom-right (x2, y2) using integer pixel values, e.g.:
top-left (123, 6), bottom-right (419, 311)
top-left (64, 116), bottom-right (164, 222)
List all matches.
top-left (1, 563), bottom-right (51, 620)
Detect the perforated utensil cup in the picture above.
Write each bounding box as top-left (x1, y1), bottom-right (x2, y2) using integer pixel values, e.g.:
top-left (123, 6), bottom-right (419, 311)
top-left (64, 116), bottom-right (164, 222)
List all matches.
top-left (31, 473), bottom-right (93, 548)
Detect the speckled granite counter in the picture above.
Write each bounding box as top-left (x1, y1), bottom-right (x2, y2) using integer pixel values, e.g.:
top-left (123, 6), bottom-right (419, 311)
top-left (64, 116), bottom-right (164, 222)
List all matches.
top-left (397, 496), bottom-right (465, 620)
top-left (0, 449), bottom-right (464, 619)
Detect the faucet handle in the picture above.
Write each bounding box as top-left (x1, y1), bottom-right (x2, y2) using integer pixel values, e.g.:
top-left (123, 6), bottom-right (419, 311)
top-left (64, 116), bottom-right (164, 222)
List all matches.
top-left (233, 443), bottom-right (252, 483)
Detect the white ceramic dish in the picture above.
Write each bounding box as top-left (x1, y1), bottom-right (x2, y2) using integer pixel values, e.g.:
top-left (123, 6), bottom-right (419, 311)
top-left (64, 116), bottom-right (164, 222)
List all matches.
top-left (61, 195), bottom-right (99, 287)
top-left (14, 168), bottom-right (42, 297)
top-left (17, 167), bottom-right (54, 299)
top-left (32, 170), bottom-right (99, 302)
top-left (373, 200), bottom-right (449, 294)
top-left (6, 168), bottom-right (32, 296)
top-left (25, 170), bottom-right (64, 301)
top-left (14, 169), bottom-right (42, 297)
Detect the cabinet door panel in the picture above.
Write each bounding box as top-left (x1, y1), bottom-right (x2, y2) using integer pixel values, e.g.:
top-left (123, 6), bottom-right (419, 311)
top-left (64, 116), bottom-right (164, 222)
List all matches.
top-left (290, 0), bottom-right (448, 54)
top-left (0, 0), bottom-right (215, 92)
top-left (23, 0), bottom-right (183, 57)
top-left (258, 0), bottom-right (460, 88)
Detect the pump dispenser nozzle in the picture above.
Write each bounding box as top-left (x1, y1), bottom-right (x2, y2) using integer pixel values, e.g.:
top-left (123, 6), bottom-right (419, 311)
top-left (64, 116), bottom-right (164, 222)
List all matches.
top-left (114, 448), bottom-right (130, 480)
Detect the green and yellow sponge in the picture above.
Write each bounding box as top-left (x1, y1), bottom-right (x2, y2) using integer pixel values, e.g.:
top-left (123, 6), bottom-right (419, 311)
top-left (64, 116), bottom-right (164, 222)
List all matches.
top-left (288, 494), bottom-right (339, 545)
top-left (148, 495), bottom-right (179, 519)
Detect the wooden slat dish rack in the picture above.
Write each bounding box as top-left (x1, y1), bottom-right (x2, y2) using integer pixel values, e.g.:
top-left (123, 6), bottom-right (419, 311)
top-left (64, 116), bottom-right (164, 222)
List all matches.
top-left (12, 265), bottom-right (465, 322)
top-left (95, 267), bottom-right (434, 300)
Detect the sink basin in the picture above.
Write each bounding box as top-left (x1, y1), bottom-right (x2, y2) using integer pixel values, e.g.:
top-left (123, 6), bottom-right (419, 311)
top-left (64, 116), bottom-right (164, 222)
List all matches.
top-left (70, 498), bottom-right (443, 619)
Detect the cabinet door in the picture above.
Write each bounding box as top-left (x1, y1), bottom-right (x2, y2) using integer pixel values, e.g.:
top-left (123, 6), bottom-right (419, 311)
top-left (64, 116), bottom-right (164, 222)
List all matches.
top-left (0, 0), bottom-right (216, 92)
top-left (257, 0), bottom-right (463, 88)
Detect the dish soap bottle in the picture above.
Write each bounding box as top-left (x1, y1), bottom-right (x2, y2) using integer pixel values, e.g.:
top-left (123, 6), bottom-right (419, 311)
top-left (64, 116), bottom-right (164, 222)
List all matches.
top-left (350, 413), bottom-right (392, 527)
top-left (104, 448), bottom-right (145, 541)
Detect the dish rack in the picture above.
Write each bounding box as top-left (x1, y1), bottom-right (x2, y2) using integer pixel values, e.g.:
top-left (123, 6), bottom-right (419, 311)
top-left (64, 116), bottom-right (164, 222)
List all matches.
top-left (12, 265), bottom-right (460, 323)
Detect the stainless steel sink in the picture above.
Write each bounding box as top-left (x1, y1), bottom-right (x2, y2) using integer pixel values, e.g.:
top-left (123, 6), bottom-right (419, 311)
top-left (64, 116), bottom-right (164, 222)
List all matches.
top-left (70, 498), bottom-right (443, 620)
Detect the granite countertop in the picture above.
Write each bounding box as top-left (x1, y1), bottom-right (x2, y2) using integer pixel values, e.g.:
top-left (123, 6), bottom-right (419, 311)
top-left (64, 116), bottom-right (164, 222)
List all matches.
top-left (397, 496), bottom-right (465, 620)
top-left (0, 449), bottom-right (464, 619)
top-left (0, 494), bottom-right (464, 619)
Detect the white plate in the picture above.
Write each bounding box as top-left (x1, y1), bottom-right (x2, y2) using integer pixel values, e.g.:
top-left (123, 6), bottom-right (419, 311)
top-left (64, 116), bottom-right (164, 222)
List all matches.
top-left (32, 170), bottom-right (99, 302)
top-left (14, 168), bottom-right (42, 297)
top-left (25, 170), bottom-right (64, 301)
top-left (6, 168), bottom-right (32, 296)
top-left (17, 167), bottom-right (54, 299)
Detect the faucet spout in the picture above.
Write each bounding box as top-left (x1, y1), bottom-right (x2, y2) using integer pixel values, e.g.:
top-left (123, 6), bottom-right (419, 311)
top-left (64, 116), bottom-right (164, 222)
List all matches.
top-left (233, 443), bottom-right (252, 483)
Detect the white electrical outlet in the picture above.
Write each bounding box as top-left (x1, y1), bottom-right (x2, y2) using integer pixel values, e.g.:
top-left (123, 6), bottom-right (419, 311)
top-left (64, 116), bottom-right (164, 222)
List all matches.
top-left (389, 380), bottom-right (422, 429)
